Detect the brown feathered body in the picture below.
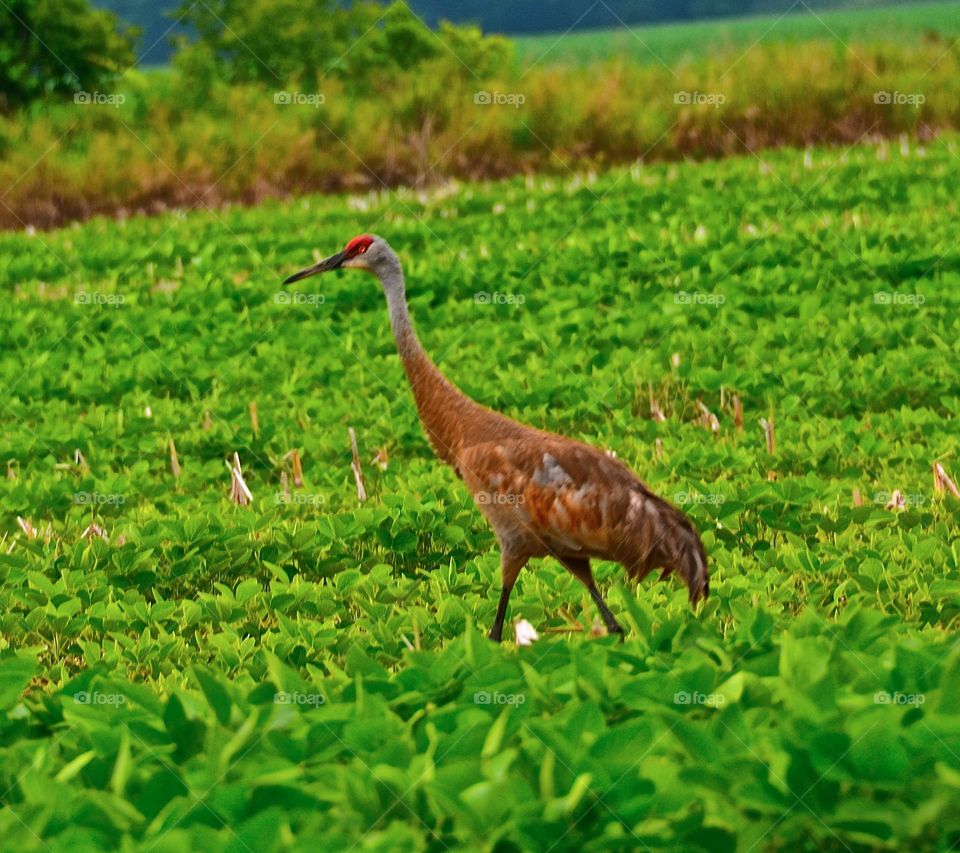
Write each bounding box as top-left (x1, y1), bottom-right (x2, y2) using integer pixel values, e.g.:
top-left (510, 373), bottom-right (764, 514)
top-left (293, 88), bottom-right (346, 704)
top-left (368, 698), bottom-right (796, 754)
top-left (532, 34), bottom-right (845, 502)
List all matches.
top-left (398, 326), bottom-right (709, 605)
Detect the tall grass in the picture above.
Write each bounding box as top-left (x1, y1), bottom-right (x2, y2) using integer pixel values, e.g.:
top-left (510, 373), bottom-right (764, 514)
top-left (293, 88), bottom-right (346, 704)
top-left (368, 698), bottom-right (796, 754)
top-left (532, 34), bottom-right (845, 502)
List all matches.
top-left (1, 35), bottom-right (957, 230)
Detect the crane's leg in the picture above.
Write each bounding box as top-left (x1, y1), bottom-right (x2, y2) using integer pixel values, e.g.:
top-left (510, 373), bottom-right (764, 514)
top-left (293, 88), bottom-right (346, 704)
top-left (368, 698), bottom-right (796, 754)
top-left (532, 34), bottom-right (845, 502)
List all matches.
top-left (557, 556), bottom-right (625, 636)
top-left (489, 551), bottom-right (528, 643)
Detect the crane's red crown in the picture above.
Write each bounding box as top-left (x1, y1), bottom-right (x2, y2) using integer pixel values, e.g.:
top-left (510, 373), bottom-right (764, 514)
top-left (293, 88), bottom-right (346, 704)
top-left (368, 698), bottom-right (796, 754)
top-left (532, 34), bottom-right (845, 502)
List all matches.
top-left (344, 234), bottom-right (374, 257)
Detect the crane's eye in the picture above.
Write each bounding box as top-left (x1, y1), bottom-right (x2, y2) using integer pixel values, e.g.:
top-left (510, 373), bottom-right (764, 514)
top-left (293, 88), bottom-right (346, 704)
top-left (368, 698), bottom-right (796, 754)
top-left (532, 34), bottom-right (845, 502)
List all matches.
top-left (357, 246), bottom-right (366, 254)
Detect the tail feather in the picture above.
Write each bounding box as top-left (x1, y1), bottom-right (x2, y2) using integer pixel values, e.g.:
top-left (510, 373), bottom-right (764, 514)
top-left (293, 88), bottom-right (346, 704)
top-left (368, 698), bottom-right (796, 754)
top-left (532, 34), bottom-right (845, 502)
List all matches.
top-left (677, 521), bottom-right (710, 604)
top-left (623, 488), bottom-right (709, 605)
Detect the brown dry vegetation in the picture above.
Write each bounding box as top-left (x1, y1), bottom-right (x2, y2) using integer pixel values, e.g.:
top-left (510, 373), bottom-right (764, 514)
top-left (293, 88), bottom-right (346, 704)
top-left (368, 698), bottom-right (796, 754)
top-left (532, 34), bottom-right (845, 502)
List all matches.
top-left (0, 38), bottom-right (957, 231)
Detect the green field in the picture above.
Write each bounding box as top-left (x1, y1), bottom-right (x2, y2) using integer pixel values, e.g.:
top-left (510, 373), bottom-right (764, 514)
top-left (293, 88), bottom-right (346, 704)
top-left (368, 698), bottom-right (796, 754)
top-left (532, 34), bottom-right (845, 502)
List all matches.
top-left (516, 0), bottom-right (960, 67)
top-left (2, 135), bottom-right (960, 850)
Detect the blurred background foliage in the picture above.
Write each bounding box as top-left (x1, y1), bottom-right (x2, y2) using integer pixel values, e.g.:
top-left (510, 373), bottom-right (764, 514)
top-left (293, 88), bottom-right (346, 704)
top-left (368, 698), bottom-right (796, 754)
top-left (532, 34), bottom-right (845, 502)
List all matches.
top-left (0, 0), bottom-right (956, 230)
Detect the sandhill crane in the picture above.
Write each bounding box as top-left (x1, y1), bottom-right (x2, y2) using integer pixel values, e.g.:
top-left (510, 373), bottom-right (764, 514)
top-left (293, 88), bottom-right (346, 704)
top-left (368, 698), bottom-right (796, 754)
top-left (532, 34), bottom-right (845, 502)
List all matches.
top-left (284, 234), bottom-right (709, 642)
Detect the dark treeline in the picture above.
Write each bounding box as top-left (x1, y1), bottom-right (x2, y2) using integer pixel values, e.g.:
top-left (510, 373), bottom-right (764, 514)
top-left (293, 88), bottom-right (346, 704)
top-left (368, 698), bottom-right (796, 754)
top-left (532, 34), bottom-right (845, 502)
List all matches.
top-left (410, 0), bottom-right (905, 33)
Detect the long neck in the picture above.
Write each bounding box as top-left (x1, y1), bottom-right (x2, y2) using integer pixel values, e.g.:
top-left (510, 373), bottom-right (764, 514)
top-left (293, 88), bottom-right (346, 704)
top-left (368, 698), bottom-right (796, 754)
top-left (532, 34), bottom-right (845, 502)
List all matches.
top-left (379, 260), bottom-right (473, 465)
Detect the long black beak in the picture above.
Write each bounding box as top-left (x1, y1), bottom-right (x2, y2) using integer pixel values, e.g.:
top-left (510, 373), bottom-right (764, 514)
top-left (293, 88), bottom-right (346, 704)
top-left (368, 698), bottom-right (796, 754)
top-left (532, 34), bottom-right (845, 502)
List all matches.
top-left (283, 251), bottom-right (347, 285)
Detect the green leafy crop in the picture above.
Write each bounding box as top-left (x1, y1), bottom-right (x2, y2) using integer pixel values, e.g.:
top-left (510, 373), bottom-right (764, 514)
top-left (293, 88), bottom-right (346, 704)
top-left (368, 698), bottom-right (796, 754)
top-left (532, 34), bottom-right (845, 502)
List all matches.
top-left (0, 136), bottom-right (958, 850)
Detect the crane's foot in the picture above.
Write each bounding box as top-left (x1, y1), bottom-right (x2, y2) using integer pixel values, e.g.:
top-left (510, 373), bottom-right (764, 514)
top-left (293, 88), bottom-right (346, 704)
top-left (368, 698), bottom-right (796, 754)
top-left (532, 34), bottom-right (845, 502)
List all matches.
top-left (589, 589), bottom-right (625, 640)
top-left (488, 579), bottom-right (515, 644)
top-left (606, 620), bottom-right (626, 641)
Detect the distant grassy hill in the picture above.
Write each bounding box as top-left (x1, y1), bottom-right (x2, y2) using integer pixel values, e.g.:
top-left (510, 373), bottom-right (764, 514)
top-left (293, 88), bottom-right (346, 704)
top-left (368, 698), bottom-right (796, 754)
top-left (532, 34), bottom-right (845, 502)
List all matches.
top-left (514, 0), bottom-right (960, 67)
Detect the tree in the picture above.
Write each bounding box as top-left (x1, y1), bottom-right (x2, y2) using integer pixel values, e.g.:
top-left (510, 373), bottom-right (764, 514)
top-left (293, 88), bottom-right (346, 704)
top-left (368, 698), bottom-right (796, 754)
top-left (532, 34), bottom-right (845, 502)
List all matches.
top-left (0, 0), bottom-right (137, 112)
top-left (172, 0), bottom-right (508, 91)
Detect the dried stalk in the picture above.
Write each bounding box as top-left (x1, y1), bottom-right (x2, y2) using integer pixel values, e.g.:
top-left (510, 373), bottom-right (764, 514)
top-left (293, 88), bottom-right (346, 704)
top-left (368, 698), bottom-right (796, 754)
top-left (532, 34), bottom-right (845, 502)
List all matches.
top-left (934, 462), bottom-right (960, 498)
top-left (349, 427), bottom-right (367, 501)
top-left (169, 439), bottom-right (181, 478)
top-left (648, 383), bottom-right (666, 422)
top-left (760, 416), bottom-right (775, 455)
top-left (372, 448), bottom-right (389, 471)
top-left (732, 394), bottom-right (743, 430)
top-left (227, 452), bottom-right (253, 506)
top-left (885, 490), bottom-right (906, 510)
top-left (81, 523), bottom-right (109, 542)
top-left (74, 449), bottom-right (90, 473)
top-left (697, 401), bottom-right (720, 434)
top-left (290, 449), bottom-right (303, 487)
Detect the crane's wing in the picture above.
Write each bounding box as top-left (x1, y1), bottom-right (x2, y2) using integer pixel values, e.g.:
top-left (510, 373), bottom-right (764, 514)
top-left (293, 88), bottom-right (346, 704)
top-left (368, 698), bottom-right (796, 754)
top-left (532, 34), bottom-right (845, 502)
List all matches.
top-left (457, 434), bottom-right (709, 603)
top-left (457, 436), bottom-right (640, 556)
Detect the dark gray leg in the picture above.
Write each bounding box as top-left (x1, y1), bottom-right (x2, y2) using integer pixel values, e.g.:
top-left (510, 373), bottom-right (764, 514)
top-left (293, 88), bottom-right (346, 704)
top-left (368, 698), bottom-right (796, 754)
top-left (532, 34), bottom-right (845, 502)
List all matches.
top-left (558, 556), bottom-right (625, 636)
top-left (489, 552), bottom-right (528, 642)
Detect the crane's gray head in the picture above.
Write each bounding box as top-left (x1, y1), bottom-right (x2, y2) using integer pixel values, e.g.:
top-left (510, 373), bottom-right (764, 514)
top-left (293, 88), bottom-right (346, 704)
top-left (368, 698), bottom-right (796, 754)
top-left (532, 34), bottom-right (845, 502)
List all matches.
top-left (283, 234), bottom-right (400, 287)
